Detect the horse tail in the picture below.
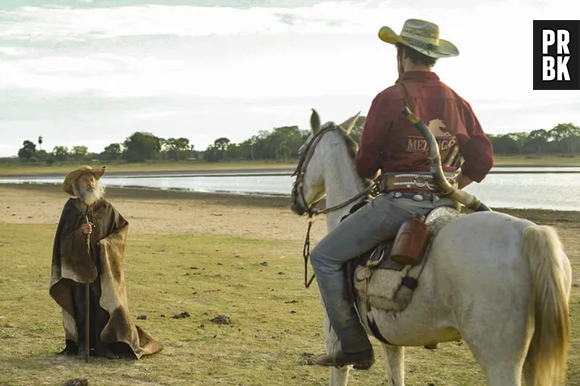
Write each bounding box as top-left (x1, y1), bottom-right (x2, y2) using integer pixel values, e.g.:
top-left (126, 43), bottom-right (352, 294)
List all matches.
top-left (521, 225), bottom-right (570, 386)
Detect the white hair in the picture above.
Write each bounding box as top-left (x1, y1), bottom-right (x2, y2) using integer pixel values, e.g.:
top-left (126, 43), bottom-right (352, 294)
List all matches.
top-left (73, 179), bottom-right (105, 206)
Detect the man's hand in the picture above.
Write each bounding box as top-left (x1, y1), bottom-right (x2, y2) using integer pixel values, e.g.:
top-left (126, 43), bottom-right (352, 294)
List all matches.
top-left (81, 223), bottom-right (93, 235)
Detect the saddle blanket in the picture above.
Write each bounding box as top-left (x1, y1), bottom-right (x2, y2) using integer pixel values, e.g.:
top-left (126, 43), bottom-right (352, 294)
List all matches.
top-left (352, 206), bottom-right (462, 313)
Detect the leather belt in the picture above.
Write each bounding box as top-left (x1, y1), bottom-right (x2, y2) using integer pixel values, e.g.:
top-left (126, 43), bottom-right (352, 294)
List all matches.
top-left (387, 191), bottom-right (440, 203)
top-left (380, 172), bottom-right (457, 193)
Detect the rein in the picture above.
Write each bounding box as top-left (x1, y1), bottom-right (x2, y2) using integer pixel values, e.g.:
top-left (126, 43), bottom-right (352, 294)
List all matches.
top-left (292, 125), bottom-right (377, 288)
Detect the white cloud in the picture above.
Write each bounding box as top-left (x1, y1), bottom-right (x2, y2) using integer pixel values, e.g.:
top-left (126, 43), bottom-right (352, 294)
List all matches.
top-left (132, 110), bottom-right (179, 119)
top-left (2, 1), bottom-right (551, 42)
top-left (0, 46), bottom-right (26, 55)
top-left (1, 0), bottom-right (580, 157)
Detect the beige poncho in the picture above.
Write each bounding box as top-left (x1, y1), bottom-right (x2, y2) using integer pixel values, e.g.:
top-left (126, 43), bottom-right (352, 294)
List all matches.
top-left (50, 198), bottom-right (163, 359)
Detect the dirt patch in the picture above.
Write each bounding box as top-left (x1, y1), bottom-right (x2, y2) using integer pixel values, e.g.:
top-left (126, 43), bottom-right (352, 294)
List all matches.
top-left (211, 315), bottom-right (232, 325)
top-left (1, 184), bottom-right (578, 261)
top-left (298, 353), bottom-right (316, 366)
top-left (0, 184), bottom-right (324, 242)
top-left (64, 379), bottom-right (88, 386)
top-left (171, 312), bottom-right (190, 320)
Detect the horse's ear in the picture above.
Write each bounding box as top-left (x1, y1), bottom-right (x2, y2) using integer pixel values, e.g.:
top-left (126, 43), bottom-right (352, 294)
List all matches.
top-left (310, 109), bottom-right (321, 134)
top-left (339, 111), bottom-right (361, 135)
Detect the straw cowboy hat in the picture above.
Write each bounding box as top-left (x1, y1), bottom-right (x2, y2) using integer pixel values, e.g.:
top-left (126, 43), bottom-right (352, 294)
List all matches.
top-left (62, 165), bottom-right (106, 195)
top-left (378, 18), bottom-right (459, 58)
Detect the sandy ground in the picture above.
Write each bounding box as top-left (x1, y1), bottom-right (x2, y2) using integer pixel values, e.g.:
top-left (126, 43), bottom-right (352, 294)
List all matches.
top-left (0, 184), bottom-right (327, 242)
top-left (1, 184), bottom-right (579, 272)
top-left (1, 184), bottom-right (578, 385)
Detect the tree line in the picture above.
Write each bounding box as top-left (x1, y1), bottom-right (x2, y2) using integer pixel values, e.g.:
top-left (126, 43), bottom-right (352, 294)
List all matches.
top-left (487, 123), bottom-right (580, 155)
top-left (14, 120), bottom-right (580, 164)
top-left (16, 134), bottom-right (196, 164)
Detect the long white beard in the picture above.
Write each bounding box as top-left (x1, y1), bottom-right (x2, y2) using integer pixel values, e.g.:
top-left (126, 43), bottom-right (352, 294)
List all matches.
top-left (74, 183), bottom-right (105, 206)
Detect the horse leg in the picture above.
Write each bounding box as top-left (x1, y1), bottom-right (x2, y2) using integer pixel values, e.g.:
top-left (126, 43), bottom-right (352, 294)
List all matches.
top-left (523, 360), bottom-right (535, 386)
top-left (321, 296), bottom-right (350, 386)
top-left (461, 314), bottom-right (531, 386)
top-left (465, 338), bottom-right (525, 386)
top-left (381, 343), bottom-right (404, 386)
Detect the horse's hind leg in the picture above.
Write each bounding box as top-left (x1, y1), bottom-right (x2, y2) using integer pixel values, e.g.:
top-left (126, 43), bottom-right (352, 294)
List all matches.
top-left (523, 360), bottom-right (535, 386)
top-left (381, 343), bottom-right (405, 386)
top-left (465, 338), bottom-right (526, 385)
top-left (461, 312), bottom-right (532, 386)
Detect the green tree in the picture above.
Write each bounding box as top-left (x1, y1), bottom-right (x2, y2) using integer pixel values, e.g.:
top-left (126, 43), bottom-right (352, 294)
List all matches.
top-left (225, 143), bottom-right (243, 159)
top-left (549, 123), bottom-right (580, 153)
top-left (254, 126), bottom-right (302, 159)
top-left (203, 145), bottom-right (222, 162)
top-left (17, 140), bottom-right (37, 162)
top-left (103, 143), bottom-right (122, 160)
top-left (526, 129), bottom-right (549, 153)
top-left (488, 134), bottom-right (519, 154)
top-left (52, 146), bottom-right (69, 162)
top-left (72, 145), bottom-right (89, 160)
top-left (165, 137), bottom-right (191, 161)
top-left (204, 137), bottom-right (230, 162)
top-left (35, 149), bottom-right (48, 162)
top-left (213, 137), bottom-right (230, 152)
top-left (123, 132), bottom-right (162, 162)
top-left (270, 126), bottom-right (303, 157)
top-left (507, 132), bottom-right (528, 155)
top-left (275, 144), bottom-right (291, 162)
top-left (241, 135), bottom-right (259, 160)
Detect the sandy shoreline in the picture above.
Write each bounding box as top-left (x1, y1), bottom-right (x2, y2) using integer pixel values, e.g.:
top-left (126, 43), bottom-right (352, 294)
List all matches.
top-left (0, 168), bottom-right (297, 179)
top-left (3, 182), bottom-right (580, 213)
top-left (2, 165), bottom-right (580, 179)
top-left (0, 183), bottom-right (315, 242)
top-left (1, 183), bottom-right (579, 244)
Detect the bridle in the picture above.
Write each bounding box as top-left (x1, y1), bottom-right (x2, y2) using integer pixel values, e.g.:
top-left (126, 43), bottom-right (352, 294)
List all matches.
top-left (291, 125), bottom-right (332, 217)
top-left (291, 124), bottom-right (375, 218)
top-left (291, 123), bottom-right (377, 288)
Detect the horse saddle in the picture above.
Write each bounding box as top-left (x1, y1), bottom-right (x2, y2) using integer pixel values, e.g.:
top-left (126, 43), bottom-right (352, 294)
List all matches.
top-left (345, 205), bottom-right (463, 314)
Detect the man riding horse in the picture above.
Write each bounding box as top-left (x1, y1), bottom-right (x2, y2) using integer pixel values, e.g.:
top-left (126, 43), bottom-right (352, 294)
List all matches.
top-left (310, 19), bottom-right (494, 368)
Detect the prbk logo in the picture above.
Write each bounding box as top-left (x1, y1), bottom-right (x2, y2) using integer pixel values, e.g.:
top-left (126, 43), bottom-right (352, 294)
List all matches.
top-left (533, 20), bottom-right (580, 90)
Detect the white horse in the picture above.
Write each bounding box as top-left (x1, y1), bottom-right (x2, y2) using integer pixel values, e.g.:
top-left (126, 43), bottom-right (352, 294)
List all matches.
top-left (290, 110), bottom-right (572, 386)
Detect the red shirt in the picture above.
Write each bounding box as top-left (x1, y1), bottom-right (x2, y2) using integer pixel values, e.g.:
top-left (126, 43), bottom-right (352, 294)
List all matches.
top-left (356, 71), bottom-right (493, 183)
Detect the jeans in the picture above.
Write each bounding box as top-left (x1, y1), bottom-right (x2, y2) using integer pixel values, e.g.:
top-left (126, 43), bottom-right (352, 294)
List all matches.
top-left (310, 193), bottom-right (454, 353)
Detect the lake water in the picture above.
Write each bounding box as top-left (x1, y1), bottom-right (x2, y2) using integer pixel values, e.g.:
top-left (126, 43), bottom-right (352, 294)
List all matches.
top-left (0, 168), bottom-right (578, 211)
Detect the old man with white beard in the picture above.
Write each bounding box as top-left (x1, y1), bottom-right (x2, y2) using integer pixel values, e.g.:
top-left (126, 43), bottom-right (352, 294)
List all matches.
top-left (50, 165), bottom-right (163, 359)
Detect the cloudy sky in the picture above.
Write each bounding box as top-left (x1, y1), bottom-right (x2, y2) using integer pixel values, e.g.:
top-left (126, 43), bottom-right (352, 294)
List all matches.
top-left (1, 0), bottom-right (580, 157)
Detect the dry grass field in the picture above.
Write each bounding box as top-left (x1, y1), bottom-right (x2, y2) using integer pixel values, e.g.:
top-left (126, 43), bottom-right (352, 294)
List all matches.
top-left (0, 185), bottom-right (578, 385)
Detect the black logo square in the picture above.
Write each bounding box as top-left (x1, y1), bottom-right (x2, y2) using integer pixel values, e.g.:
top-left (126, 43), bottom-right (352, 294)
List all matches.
top-left (533, 20), bottom-right (580, 90)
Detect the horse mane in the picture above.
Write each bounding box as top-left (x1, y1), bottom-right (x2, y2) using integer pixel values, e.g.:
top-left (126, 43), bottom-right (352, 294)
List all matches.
top-left (330, 123), bottom-right (373, 188)
top-left (336, 126), bottom-right (359, 161)
top-left (320, 120), bottom-right (359, 161)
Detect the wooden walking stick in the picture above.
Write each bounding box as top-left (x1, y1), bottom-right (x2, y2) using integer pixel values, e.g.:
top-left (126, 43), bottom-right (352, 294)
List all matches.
top-left (84, 215), bottom-right (91, 363)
